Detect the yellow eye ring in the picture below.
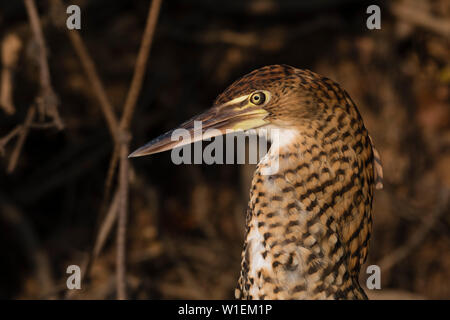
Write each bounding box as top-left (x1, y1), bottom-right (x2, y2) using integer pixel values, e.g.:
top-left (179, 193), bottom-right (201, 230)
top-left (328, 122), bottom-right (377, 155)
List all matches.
top-left (249, 92), bottom-right (266, 105)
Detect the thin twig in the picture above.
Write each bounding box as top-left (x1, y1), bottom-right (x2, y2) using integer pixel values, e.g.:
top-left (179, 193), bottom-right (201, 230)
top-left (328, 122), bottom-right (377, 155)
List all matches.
top-left (23, 0), bottom-right (63, 129)
top-left (7, 106), bottom-right (36, 173)
top-left (53, 0), bottom-right (162, 300)
top-left (0, 33), bottom-right (22, 115)
top-left (104, 0), bottom-right (162, 209)
top-left (52, 0), bottom-right (118, 139)
top-left (52, 0), bottom-right (122, 213)
top-left (4, 0), bottom-right (63, 171)
top-left (29, 122), bottom-right (62, 129)
top-left (116, 143), bottom-right (130, 300)
top-left (0, 125), bottom-right (23, 155)
top-left (114, 0), bottom-right (163, 299)
top-left (105, 0), bottom-right (162, 223)
top-left (24, 0), bottom-right (50, 92)
top-left (65, 189), bottom-right (121, 300)
top-left (64, 29), bottom-right (119, 139)
top-left (120, 0), bottom-right (162, 130)
top-left (102, 144), bottom-right (120, 209)
top-left (95, 189), bottom-right (121, 259)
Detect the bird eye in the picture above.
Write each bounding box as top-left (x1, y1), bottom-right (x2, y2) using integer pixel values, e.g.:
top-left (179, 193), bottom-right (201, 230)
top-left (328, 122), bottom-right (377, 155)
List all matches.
top-left (249, 92), bottom-right (266, 105)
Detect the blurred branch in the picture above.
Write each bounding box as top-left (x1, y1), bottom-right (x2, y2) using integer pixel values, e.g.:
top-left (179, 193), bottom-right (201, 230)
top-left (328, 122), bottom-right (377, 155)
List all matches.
top-left (120, 0), bottom-right (162, 131)
top-left (50, 0), bottom-right (122, 218)
top-left (0, 125), bottom-right (23, 155)
top-left (95, 190), bottom-right (120, 261)
top-left (116, 142), bottom-right (130, 300)
top-left (0, 33), bottom-right (22, 115)
top-left (7, 105), bottom-right (36, 173)
top-left (115, 0), bottom-right (162, 299)
top-left (23, 0), bottom-right (63, 129)
top-left (61, 19), bottom-right (120, 140)
top-left (103, 146), bottom-right (120, 207)
top-left (65, 189), bottom-right (120, 300)
top-left (2, 1), bottom-right (64, 172)
top-left (1, 103), bottom-right (61, 173)
top-left (53, 0), bottom-right (163, 300)
top-left (391, 2), bottom-right (450, 37)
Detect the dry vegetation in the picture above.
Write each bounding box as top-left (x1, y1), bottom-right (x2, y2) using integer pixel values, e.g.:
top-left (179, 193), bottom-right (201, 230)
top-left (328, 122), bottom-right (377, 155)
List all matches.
top-left (0, 0), bottom-right (449, 299)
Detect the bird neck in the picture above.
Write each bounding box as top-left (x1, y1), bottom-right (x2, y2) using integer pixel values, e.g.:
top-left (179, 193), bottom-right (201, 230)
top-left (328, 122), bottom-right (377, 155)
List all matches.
top-left (239, 125), bottom-right (370, 299)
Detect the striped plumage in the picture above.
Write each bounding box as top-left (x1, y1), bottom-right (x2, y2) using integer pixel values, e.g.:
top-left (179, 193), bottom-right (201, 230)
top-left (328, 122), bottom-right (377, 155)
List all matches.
top-left (130, 65), bottom-right (382, 300)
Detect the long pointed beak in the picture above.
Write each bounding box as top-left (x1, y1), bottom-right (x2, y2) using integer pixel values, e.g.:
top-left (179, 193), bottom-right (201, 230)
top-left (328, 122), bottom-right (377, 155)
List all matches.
top-left (129, 97), bottom-right (269, 158)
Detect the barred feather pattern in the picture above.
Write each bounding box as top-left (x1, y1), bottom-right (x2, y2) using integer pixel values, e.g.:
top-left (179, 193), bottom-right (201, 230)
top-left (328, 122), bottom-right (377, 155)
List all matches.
top-left (231, 66), bottom-right (377, 300)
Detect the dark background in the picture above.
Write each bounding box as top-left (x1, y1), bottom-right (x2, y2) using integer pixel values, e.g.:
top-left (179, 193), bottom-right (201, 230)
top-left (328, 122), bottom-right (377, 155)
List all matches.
top-left (0, 0), bottom-right (449, 299)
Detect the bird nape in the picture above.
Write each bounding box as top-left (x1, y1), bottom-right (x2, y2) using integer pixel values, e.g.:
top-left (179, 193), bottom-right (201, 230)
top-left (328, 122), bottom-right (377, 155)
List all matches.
top-left (129, 64), bottom-right (383, 300)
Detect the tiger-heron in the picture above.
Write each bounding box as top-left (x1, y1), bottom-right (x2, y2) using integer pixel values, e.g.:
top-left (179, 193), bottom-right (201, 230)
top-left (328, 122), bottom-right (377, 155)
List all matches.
top-left (129, 65), bottom-right (383, 299)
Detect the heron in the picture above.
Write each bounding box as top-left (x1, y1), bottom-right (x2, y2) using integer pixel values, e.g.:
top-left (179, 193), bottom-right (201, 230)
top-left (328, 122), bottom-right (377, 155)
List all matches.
top-left (129, 64), bottom-right (383, 299)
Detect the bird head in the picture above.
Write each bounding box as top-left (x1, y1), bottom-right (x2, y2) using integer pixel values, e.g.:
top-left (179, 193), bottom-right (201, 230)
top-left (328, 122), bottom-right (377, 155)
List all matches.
top-left (129, 65), bottom-right (355, 157)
